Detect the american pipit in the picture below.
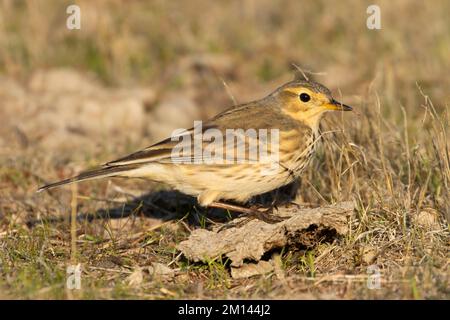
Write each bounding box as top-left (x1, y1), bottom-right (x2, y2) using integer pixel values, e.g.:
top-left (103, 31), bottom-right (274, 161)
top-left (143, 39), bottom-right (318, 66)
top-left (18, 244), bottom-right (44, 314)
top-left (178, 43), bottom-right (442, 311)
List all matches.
top-left (38, 76), bottom-right (352, 222)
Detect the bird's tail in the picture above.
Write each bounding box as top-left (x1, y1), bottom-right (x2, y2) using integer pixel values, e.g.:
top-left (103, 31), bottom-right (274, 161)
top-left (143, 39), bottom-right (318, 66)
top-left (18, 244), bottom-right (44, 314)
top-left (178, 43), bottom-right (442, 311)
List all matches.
top-left (37, 164), bottom-right (141, 193)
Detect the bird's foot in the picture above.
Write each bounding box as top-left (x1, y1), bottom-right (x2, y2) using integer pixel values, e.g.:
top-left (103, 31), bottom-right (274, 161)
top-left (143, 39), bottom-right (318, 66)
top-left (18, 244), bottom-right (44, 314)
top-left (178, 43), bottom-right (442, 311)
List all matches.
top-left (246, 205), bottom-right (286, 224)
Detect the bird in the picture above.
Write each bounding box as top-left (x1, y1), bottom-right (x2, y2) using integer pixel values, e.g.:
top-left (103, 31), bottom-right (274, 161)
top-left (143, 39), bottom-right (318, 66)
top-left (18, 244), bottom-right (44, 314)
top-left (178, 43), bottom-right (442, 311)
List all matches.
top-left (38, 75), bottom-right (352, 222)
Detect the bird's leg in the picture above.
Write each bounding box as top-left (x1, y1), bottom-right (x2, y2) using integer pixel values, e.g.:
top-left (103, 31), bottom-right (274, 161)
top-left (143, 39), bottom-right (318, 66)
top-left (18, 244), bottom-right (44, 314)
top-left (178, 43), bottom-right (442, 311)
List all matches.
top-left (248, 193), bottom-right (279, 217)
top-left (207, 201), bottom-right (255, 215)
top-left (249, 188), bottom-right (282, 212)
top-left (271, 188), bottom-right (281, 208)
top-left (208, 201), bottom-right (286, 225)
top-left (207, 202), bottom-right (252, 231)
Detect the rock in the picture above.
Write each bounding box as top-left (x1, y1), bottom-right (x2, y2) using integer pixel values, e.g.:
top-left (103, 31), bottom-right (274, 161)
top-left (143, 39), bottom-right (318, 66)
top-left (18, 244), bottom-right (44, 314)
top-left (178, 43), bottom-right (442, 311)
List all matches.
top-left (177, 201), bottom-right (354, 267)
top-left (126, 267), bottom-right (144, 287)
top-left (148, 262), bottom-right (175, 279)
top-left (231, 260), bottom-right (274, 279)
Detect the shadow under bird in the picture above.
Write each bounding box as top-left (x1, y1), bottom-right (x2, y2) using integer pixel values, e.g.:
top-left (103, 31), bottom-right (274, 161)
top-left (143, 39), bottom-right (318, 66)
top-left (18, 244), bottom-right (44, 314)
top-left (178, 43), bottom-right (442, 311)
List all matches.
top-left (38, 76), bottom-right (352, 222)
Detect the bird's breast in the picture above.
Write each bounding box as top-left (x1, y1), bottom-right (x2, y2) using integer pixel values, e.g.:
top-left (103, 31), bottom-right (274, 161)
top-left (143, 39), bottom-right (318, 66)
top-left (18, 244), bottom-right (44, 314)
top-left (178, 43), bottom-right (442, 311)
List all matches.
top-left (282, 130), bottom-right (319, 177)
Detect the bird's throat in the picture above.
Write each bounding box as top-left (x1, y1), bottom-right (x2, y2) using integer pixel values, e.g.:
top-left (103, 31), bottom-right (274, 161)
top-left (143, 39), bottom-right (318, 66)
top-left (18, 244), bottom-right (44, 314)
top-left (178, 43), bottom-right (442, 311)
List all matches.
top-left (284, 108), bottom-right (324, 132)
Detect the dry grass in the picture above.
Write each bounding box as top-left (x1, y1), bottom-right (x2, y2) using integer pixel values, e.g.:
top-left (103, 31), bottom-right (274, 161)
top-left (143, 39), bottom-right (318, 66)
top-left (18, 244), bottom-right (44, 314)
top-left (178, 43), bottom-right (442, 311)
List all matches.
top-left (0, 0), bottom-right (449, 299)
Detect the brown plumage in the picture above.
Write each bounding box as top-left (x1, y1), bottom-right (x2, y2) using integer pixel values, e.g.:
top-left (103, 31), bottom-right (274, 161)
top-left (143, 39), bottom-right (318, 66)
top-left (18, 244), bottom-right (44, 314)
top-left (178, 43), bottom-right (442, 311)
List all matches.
top-left (38, 78), bottom-right (352, 219)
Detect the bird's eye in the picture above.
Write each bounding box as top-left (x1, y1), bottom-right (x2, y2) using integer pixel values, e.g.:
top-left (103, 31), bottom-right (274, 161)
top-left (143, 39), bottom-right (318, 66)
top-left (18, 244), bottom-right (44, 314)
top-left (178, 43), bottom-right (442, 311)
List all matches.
top-left (299, 93), bottom-right (311, 102)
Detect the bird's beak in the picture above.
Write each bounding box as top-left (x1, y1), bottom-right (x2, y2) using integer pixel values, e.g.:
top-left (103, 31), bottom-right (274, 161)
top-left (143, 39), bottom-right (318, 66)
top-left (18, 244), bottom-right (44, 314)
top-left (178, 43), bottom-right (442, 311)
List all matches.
top-left (324, 99), bottom-right (353, 111)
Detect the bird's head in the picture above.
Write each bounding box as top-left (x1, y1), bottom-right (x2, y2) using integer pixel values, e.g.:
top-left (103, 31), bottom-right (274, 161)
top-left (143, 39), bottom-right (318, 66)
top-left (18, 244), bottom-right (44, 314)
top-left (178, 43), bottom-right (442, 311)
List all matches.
top-left (272, 79), bottom-right (352, 128)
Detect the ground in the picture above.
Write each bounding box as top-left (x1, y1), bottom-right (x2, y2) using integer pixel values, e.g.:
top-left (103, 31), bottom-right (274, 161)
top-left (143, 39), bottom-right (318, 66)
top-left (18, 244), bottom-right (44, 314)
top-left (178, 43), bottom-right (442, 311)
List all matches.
top-left (0, 0), bottom-right (448, 299)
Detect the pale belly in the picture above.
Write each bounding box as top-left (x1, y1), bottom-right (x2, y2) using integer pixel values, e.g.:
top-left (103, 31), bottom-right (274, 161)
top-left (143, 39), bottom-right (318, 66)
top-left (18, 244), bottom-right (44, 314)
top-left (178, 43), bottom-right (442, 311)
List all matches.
top-left (127, 132), bottom-right (318, 205)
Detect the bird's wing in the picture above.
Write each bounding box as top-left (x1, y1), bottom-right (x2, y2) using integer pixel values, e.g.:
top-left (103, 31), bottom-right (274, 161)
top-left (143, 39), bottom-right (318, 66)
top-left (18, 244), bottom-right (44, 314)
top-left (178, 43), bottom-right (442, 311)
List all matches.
top-left (106, 101), bottom-right (298, 167)
top-left (105, 126), bottom-right (265, 166)
top-left (105, 125), bottom-right (207, 166)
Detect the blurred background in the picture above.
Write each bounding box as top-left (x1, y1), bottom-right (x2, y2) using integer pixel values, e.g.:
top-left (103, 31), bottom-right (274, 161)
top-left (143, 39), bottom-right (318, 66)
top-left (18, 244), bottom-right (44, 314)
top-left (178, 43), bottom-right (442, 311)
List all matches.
top-left (0, 0), bottom-right (448, 163)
